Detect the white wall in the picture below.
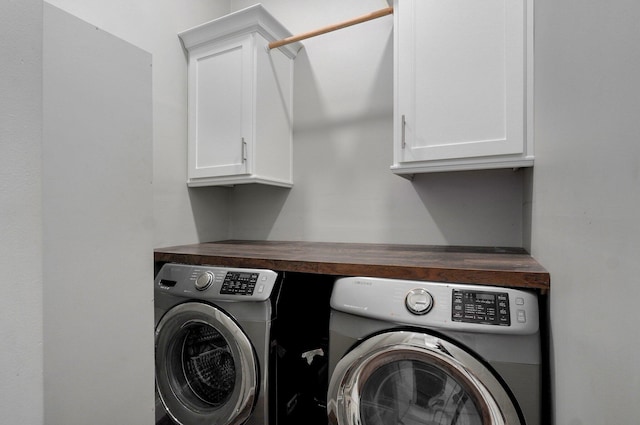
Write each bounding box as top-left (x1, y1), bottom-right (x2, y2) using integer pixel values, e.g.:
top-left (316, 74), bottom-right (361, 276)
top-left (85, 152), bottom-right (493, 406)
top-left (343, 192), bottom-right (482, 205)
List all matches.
top-left (228, 0), bottom-right (525, 246)
top-left (45, 0), bottom-right (233, 248)
top-left (530, 0), bottom-right (640, 422)
top-left (0, 1), bottom-right (44, 423)
top-left (1, 2), bottom-right (232, 423)
top-left (42, 4), bottom-right (154, 423)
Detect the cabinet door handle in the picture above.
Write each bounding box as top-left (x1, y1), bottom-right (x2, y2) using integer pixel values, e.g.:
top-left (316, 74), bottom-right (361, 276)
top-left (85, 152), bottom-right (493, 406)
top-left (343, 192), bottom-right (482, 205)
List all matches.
top-left (401, 114), bottom-right (406, 149)
top-left (241, 138), bottom-right (247, 163)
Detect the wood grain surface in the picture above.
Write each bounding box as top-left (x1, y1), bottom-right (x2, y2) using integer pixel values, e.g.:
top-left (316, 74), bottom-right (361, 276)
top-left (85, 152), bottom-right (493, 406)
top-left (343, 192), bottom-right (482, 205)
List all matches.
top-left (154, 240), bottom-right (550, 292)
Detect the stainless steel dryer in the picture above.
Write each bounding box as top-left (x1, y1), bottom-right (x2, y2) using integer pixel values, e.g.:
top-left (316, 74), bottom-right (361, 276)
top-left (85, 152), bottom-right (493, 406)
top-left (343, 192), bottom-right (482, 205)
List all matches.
top-left (154, 263), bottom-right (280, 425)
top-left (327, 276), bottom-right (541, 425)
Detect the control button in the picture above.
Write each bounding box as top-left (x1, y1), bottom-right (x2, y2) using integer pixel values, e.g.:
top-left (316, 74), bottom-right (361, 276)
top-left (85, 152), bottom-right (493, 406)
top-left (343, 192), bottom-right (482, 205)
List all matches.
top-left (405, 288), bottom-right (434, 315)
top-left (516, 297), bottom-right (525, 305)
top-left (195, 271), bottom-right (214, 291)
top-left (517, 309), bottom-right (526, 323)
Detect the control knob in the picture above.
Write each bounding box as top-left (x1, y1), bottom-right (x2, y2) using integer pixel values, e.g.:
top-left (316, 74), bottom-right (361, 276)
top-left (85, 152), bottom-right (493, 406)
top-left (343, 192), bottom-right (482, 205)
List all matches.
top-left (195, 271), bottom-right (214, 291)
top-left (405, 288), bottom-right (434, 315)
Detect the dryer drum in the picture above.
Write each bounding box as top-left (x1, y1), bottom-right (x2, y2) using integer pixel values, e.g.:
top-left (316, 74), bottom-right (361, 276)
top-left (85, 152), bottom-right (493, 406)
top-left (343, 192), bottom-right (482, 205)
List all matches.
top-left (327, 331), bottom-right (518, 425)
top-left (359, 359), bottom-right (480, 425)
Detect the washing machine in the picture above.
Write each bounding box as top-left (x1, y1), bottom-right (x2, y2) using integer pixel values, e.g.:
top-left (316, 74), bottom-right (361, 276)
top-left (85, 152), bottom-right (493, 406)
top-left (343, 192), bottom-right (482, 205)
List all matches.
top-left (154, 263), bottom-right (281, 425)
top-left (327, 276), bottom-right (541, 425)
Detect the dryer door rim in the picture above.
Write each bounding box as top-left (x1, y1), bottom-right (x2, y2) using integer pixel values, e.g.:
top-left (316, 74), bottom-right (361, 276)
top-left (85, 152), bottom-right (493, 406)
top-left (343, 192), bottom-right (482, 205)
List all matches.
top-left (155, 301), bottom-right (258, 425)
top-left (327, 330), bottom-right (522, 425)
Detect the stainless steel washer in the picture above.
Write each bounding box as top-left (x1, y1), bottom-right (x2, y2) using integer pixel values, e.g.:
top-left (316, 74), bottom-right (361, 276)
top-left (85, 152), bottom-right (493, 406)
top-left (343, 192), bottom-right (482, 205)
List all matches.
top-left (154, 263), bottom-right (280, 425)
top-left (327, 276), bottom-right (541, 425)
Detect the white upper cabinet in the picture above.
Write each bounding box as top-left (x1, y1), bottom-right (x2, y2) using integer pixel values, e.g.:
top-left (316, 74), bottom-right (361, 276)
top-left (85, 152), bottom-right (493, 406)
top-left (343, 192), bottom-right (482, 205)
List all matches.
top-left (179, 5), bottom-right (301, 187)
top-left (392, 0), bottom-right (534, 176)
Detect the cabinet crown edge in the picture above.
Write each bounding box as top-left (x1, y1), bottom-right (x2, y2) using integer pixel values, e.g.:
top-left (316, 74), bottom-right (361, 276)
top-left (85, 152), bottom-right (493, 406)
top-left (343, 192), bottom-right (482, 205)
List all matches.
top-left (178, 3), bottom-right (302, 59)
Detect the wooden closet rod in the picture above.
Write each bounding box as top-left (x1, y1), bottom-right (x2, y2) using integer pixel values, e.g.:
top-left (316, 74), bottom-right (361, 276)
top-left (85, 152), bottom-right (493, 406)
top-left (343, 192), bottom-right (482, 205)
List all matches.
top-left (268, 6), bottom-right (393, 50)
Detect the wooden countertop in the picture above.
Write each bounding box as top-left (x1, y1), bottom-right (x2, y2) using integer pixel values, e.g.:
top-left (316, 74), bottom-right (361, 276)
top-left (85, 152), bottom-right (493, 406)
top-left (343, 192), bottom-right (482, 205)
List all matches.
top-left (154, 240), bottom-right (549, 292)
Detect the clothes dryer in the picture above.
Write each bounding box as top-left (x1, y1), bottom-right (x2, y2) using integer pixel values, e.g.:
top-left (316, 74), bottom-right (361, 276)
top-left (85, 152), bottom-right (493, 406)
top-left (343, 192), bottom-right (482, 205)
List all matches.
top-left (327, 276), bottom-right (541, 425)
top-left (154, 263), bottom-right (280, 425)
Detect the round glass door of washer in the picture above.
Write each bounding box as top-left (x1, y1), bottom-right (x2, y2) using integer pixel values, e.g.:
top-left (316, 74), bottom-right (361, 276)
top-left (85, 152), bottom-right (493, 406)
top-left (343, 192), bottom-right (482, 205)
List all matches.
top-left (155, 302), bottom-right (258, 425)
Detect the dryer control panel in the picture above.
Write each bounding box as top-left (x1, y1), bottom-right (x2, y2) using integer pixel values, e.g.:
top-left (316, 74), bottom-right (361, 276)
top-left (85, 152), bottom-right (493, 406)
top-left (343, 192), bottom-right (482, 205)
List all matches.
top-left (452, 289), bottom-right (510, 326)
top-left (331, 277), bottom-right (539, 335)
top-left (155, 263), bottom-right (278, 302)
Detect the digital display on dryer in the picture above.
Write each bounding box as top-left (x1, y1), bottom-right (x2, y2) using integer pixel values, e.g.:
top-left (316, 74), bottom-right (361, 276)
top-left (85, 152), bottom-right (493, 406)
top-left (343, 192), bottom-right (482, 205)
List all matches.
top-left (220, 272), bottom-right (259, 295)
top-left (452, 289), bottom-right (510, 326)
top-left (475, 293), bottom-right (495, 301)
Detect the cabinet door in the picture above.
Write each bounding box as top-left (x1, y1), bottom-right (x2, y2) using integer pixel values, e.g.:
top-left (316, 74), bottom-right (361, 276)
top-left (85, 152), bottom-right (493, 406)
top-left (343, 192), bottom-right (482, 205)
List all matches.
top-left (395, 0), bottom-right (527, 166)
top-left (188, 35), bottom-right (253, 180)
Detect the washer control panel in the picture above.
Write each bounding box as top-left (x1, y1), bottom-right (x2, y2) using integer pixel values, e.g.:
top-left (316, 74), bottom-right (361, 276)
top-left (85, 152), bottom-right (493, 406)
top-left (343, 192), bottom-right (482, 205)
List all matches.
top-left (155, 263), bottom-right (278, 301)
top-left (452, 289), bottom-right (510, 326)
top-left (220, 271), bottom-right (261, 295)
top-left (195, 271), bottom-right (214, 291)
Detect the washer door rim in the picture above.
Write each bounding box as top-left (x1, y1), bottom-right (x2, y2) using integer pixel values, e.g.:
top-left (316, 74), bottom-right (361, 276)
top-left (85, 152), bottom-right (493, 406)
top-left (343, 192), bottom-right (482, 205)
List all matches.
top-left (155, 301), bottom-right (258, 425)
top-left (327, 330), bottom-right (522, 425)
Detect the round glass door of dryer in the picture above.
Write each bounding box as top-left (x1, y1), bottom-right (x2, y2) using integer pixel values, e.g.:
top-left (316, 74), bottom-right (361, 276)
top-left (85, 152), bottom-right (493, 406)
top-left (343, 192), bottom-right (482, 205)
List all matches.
top-left (155, 302), bottom-right (258, 425)
top-left (361, 359), bottom-right (481, 424)
top-left (327, 331), bottom-right (523, 425)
